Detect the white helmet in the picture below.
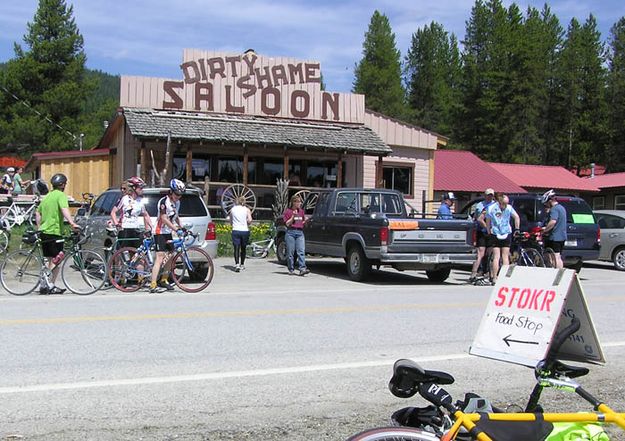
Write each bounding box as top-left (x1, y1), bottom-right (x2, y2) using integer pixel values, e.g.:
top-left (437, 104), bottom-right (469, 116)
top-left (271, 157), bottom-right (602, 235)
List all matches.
top-left (541, 189), bottom-right (556, 204)
top-left (169, 178), bottom-right (186, 195)
top-left (6, 167), bottom-right (15, 173)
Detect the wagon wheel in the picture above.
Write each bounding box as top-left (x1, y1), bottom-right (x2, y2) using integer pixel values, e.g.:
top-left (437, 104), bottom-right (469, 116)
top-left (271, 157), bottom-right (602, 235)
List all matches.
top-left (220, 184), bottom-right (257, 215)
top-left (293, 190), bottom-right (318, 213)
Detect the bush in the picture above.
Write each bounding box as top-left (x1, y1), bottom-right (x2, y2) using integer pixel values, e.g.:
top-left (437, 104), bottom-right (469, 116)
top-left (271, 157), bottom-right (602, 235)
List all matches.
top-left (216, 220), bottom-right (274, 257)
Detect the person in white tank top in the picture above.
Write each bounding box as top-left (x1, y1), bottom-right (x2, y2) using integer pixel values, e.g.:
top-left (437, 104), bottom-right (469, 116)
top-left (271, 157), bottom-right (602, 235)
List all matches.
top-left (228, 196), bottom-right (252, 272)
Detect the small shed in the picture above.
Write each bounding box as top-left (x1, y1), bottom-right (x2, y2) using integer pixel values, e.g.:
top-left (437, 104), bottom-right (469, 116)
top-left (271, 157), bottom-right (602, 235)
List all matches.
top-left (24, 149), bottom-right (112, 200)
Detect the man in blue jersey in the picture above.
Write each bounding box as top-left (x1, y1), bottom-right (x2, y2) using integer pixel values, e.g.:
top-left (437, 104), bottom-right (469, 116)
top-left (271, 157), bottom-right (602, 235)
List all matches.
top-left (541, 189), bottom-right (567, 269)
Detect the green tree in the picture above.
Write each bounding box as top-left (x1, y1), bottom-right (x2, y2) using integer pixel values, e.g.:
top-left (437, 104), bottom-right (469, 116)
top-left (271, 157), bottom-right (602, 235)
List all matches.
top-left (0, 0), bottom-right (90, 153)
top-left (404, 21), bottom-right (462, 136)
top-left (353, 11), bottom-right (407, 119)
top-left (606, 17), bottom-right (625, 172)
top-left (551, 15), bottom-right (607, 169)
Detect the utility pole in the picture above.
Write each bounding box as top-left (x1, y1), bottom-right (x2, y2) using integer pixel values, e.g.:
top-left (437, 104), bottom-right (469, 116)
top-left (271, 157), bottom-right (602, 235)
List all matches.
top-left (79, 133), bottom-right (85, 151)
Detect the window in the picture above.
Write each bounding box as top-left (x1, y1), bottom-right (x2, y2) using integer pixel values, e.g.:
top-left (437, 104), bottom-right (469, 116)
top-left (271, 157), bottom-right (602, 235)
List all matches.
top-left (91, 191), bottom-right (121, 216)
top-left (592, 196), bottom-right (605, 210)
top-left (217, 157), bottom-right (243, 183)
top-left (596, 214), bottom-right (625, 230)
top-left (334, 192), bottom-right (358, 213)
top-left (616, 195), bottom-right (625, 211)
top-left (382, 165), bottom-right (413, 197)
top-left (143, 193), bottom-right (207, 217)
top-left (360, 193), bottom-right (380, 214)
top-left (173, 155), bottom-right (211, 181)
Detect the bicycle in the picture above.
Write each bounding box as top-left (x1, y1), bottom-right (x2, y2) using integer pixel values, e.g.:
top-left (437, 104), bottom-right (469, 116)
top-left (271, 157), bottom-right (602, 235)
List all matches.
top-left (107, 229), bottom-right (214, 293)
top-left (510, 230), bottom-right (546, 267)
top-left (0, 222), bottom-right (9, 253)
top-left (0, 195), bottom-right (40, 229)
top-left (0, 226), bottom-right (107, 295)
top-left (346, 318), bottom-right (625, 440)
top-left (245, 223), bottom-right (287, 260)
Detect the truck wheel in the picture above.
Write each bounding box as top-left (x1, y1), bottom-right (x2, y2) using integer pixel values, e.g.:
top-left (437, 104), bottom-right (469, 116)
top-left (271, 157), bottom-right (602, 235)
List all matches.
top-left (568, 260), bottom-right (583, 273)
top-left (346, 245), bottom-right (371, 282)
top-left (425, 268), bottom-right (451, 283)
top-left (275, 235), bottom-right (287, 265)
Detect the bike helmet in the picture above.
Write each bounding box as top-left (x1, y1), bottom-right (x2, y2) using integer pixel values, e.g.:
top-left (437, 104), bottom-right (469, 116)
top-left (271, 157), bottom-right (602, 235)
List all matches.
top-left (169, 178), bottom-right (186, 195)
top-left (6, 167), bottom-right (15, 173)
top-left (50, 173), bottom-right (68, 188)
top-left (127, 176), bottom-right (146, 189)
top-left (541, 189), bottom-right (556, 205)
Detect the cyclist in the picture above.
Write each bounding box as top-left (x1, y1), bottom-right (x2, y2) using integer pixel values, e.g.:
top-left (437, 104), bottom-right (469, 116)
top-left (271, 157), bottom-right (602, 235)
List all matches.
top-left (436, 192), bottom-right (455, 219)
top-left (110, 176), bottom-right (152, 249)
top-left (34, 173), bottom-right (81, 294)
top-left (227, 195), bottom-right (252, 272)
top-left (0, 167), bottom-right (15, 194)
top-left (149, 179), bottom-right (185, 293)
top-left (469, 188), bottom-right (496, 284)
top-left (486, 193), bottom-right (520, 285)
top-left (541, 189), bottom-right (567, 269)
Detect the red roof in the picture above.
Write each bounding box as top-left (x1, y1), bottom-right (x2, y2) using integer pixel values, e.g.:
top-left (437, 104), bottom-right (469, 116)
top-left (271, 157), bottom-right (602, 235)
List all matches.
top-left (488, 162), bottom-right (599, 192)
top-left (434, 150), bottom-right (526, 193)
top-left (587, 172), bottom-right (625, 189)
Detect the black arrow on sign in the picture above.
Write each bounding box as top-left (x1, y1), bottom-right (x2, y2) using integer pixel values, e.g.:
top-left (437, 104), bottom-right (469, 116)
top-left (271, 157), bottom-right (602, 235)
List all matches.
top-left (503, 335), bottom-right (539, 347)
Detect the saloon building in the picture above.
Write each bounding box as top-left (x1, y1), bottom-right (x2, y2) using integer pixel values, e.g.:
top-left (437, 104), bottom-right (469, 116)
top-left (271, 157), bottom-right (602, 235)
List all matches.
top-left (36, 49), bottom-right (445, 217)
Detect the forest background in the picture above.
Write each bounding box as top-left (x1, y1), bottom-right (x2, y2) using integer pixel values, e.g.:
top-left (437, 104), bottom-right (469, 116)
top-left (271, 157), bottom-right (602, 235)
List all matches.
top-left (1, 0), bottom-right (624, 173)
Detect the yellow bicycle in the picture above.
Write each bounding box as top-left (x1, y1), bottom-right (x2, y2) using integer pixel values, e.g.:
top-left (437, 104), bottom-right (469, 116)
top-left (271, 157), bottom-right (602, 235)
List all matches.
top-left (347, 318), bottom-right (625, 440)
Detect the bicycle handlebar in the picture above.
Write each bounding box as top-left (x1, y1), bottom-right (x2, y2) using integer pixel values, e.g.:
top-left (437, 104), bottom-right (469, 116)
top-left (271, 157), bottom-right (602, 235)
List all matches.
top-left (546, 317), bottom-right (581, 363)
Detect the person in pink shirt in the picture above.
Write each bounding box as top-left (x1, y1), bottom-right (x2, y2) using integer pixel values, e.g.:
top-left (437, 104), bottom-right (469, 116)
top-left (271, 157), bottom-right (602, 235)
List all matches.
top-left (282, 195), bottom-right (310, 276)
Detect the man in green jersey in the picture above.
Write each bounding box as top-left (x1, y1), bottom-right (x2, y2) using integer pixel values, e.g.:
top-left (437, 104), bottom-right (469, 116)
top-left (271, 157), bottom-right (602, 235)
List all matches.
top-left (35, 173), bottom-right (80, 294)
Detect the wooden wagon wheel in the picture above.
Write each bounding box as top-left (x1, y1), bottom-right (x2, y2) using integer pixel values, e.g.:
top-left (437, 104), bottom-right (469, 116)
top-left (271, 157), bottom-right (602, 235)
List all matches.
top-left (293, 190), bottom-right (319, 213)
top-left (220, 184), bottom-right (257, 215)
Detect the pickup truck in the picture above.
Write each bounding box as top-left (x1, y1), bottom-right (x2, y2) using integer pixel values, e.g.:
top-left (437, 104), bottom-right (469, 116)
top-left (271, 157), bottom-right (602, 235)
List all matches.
top-left (276, 188), bottom-right (476, 282)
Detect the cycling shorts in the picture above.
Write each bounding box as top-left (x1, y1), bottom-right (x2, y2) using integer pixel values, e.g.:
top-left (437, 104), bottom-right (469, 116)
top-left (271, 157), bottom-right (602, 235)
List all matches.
top-left (545, 240), bottom-right (565, 254)
top-left (490, 234), bottom-right (512, 248)
top-left (476, 231), bottom-right (493, 248)
top-left (41, 233), bottom-right (64, 258)
top-left (155, 233), bottom-right (173, 252)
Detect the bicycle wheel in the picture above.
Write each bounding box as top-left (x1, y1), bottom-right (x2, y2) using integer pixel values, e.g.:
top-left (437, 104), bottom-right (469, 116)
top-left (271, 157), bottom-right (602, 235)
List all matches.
top-left (0, 229), bottom-right (9, 252)
top-left (524, 248), bottom-right (545, 267)
top-left (61, 250), bottom-right (107, 295)
top-left (543, 247), bottom-right (556, 268)
top-left (346, 427), bottom-right (440, 441)
top-left (108, 247), bottom-right (149, 292)
top-left (246, 240), bottom-right (269, 258)
top-left (170, 247), bottom-right (214, 292)
top-left (0, 249), bottom-right (43, 295)
top-left (0, 207), bottom-right (17, 229)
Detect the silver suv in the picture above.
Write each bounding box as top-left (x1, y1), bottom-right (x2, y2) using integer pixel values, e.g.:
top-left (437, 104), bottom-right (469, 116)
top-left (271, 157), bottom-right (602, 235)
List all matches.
top-left (78, 187), bottom-right (218, 259)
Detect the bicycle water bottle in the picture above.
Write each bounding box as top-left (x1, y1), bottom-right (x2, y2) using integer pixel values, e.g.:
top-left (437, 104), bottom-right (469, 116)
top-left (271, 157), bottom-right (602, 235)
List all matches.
top-left (51, 251), bottom-right (65, 266)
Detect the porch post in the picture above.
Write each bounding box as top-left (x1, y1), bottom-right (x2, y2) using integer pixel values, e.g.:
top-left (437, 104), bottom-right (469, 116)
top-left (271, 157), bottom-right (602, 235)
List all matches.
top-left (185, 146), bottom-right (192, 183)
top-left (376, 155), bottom-right (384, 188)
top-left (243, 146), bottom-right (249, 185)
top-left (283, 147), bottom-right (289, 179)
top-left (337, 153), bottom-right (343, 188)
top-left (140, 141), bottom-right (147, 182)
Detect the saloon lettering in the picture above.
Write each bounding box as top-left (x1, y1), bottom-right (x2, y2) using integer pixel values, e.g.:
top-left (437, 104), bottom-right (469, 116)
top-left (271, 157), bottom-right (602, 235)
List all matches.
top-left (162, 54), bottom-right (341, 121)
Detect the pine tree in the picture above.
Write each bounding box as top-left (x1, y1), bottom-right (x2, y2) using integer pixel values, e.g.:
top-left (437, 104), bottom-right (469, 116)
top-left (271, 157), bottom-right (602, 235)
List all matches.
top-left (551, 15), bottom-right (607, 169)
top-left (353, 11), bottom-right (407, 119)
top-left (0, 0), bottom-right (90, 153)
top-left (404, 21), bottom-right (462, 136)
top-left (606, 17), bottom-right (625, 172)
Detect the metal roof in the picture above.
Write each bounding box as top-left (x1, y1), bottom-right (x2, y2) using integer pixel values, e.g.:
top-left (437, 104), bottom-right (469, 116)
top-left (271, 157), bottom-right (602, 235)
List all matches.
top-left (488, 162), bottom-right (600, 192)
top-left (586, 172), bottom-right (625, 189)
top-left (122, 108), bottom-right (392, 156)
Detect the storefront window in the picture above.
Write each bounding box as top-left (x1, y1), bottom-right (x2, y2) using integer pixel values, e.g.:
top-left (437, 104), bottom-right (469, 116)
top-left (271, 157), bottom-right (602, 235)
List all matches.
top-left (305, 160), bottom-right (344, 187)
top-left (218, 157), bottom-right (243, 183)
top-left (173, 155), bottom-right (211, 181)
top-left (383, 165), bottom-right (413, 197)
top-left (260, 158), bottom-right (283, 185)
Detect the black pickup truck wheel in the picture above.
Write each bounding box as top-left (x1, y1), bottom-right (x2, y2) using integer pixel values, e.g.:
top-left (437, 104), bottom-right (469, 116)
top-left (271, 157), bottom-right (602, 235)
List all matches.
top-left (275, 235), bottom-right (287, 265)
top-left (346, 245), bottom-right (371, 281)
top-left (425, 267), bottom-right (451, 283)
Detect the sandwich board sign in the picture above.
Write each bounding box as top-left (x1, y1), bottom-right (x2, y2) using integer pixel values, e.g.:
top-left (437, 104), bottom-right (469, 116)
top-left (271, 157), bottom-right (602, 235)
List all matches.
top-left (470, 265), bottom-right (605, 367)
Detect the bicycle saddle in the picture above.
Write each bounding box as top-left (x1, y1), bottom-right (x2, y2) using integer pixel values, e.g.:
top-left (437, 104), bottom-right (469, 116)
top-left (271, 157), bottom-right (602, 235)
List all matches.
top-left (550, 360), bottom-right (589, 379)
top-left (389, 359), bottom-right (455, 399)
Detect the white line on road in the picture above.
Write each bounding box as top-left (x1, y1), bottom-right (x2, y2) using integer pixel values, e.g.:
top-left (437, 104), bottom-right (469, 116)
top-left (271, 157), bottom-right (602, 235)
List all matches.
top-left (3, 342), bottom-right (625, 394)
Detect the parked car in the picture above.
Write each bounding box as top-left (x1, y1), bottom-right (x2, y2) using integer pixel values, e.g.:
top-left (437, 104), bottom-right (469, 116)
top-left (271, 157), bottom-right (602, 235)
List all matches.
top-left (594, 210), bottom-right (625, 270)
top-left (460, 193), bottom-right (600, 271)
top-left (77, 187), bottom-right (218, 259)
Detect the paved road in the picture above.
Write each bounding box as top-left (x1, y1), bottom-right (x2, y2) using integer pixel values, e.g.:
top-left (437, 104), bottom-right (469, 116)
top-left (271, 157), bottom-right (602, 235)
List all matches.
top-left (1, 258), bottom-right (625, 440)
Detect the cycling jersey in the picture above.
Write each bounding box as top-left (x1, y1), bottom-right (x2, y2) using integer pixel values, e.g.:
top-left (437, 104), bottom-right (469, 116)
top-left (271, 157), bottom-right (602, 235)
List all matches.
top-left (474, 200), bottom-right (495, 232)
top-left (155, 195), bottom-right (180, 234)
top-left (115, 195), bottom-right (148, 229)
top-left (487, 203), bottom-right (517, 237)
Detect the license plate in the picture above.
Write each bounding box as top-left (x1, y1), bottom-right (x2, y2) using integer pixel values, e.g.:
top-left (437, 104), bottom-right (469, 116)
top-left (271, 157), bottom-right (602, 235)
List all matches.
top-left (422, 255), bottom-right (439, 263)
top-left (565, 240), bottom-right (577, 247)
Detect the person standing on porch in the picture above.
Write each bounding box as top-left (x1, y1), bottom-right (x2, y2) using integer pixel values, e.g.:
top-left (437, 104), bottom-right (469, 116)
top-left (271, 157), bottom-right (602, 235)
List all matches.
top-left (283, 195), bottom-right (310, 276)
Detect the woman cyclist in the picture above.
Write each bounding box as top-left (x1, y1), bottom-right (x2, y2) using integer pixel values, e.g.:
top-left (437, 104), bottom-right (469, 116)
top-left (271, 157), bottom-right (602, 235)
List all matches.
top-left (149, 179), bottom-right (186, 293)
top-left (110, 176), bottom-right (153, 249)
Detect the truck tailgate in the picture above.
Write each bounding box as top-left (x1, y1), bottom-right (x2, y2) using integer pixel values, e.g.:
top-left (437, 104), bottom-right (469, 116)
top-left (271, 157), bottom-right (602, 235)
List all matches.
top-left (387, 219), bottom-right (475, 254)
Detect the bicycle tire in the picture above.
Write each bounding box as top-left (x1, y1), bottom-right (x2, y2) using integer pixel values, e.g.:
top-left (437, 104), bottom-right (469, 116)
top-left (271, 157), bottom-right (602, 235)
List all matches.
top-left (346, 427), bottom-right (440, 441)
top-left (524, 248), bottom-right (545, 267)
top-left (0, 249), bottom-right (43, 295)
top-left (0, 229), bottom-right (9, 252)
top-left (170, 247), bottom-right (214, 293)
top-left (543, 247), bottom-right (556, 268)
top-left (247, 241), bottom-right (269, 258)
top-left (108, 246), bottom-right (149, 292)
top-left (0, 207), bottom-right (17, 229)
top-left (61, 249), bottom-right (107, 295)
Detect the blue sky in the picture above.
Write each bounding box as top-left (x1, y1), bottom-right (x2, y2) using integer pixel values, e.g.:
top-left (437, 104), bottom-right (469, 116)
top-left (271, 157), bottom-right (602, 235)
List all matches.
top-left (1, 0), bottom-right (624, 93)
